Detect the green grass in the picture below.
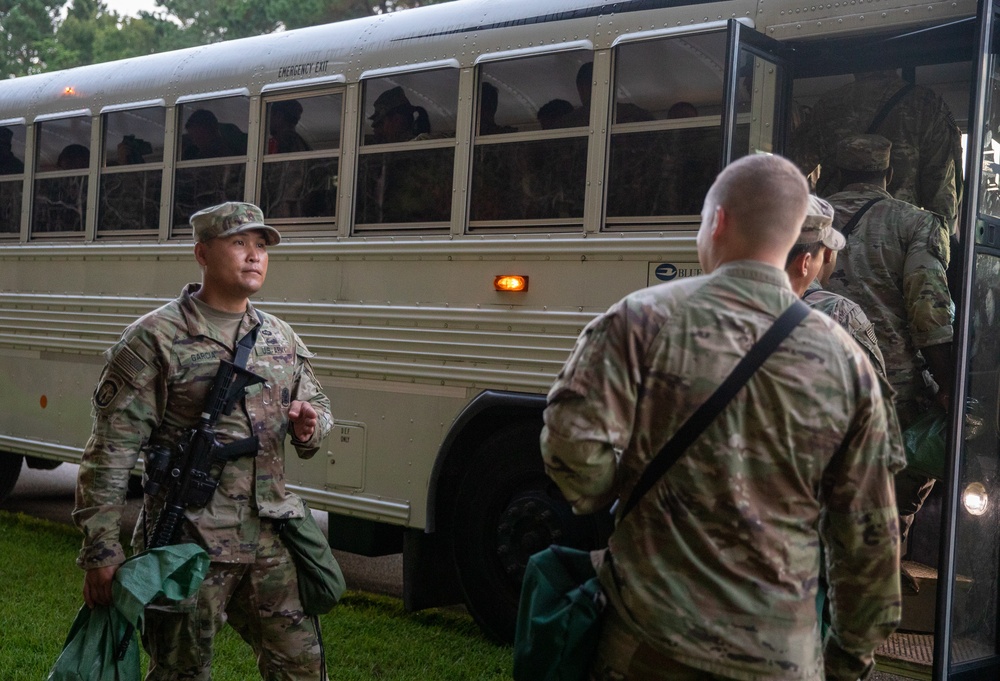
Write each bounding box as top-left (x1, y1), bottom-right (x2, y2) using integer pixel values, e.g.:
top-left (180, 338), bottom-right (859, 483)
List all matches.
top-left (0, 512), bottom-right (512, 680)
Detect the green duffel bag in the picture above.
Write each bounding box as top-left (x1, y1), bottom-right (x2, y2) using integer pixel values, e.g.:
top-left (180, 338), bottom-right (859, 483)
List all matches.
top-left (513, 545), bottom-right (605, 681)
top-left (277, 503), bottom-right (347, 615)
top-left (902, 407), bottom-right (947, 480)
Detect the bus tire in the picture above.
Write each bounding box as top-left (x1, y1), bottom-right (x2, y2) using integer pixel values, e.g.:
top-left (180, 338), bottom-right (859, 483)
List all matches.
top-left (450, 421), bottom-right (608, 643)
top-left (0, 452), bottom-right (24, 504)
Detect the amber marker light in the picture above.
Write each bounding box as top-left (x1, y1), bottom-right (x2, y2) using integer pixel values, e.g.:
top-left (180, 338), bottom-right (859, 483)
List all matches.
top-left (494, 275), bottom-right (528, 292)
top-left (63, 86), bottom-right (76, 95)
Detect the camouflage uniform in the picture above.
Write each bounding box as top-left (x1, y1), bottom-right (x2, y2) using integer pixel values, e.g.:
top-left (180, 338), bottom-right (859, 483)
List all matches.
top-left (790, 70), bottom-right (962, 229)
top-left (542, 261), bottom-right (903, 681)
top-left (74, 282), bottom-right (333, 680)
top-left (803, 280), bottom-right (886, 379)
top-left (824, 185), bottom-right (952, 428)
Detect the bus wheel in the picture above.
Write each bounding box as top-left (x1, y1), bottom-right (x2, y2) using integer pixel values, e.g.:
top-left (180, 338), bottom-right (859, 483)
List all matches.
top-left (0, 452), bottom-right (24, 504)
top-left (450, 422), bottom-right (607, 643)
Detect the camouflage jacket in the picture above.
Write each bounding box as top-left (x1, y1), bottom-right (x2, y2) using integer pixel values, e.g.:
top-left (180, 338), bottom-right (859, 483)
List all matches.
top-left (74, 283), bottom-right (333, 569)
top-left (803, 280), bottom-right (887, 378)
top-left (789, 71), bottom-right (962, 229)
top-left (541, 261), bottom-right (902, 681)
top-left (825, 183), bottom-right (953, 425)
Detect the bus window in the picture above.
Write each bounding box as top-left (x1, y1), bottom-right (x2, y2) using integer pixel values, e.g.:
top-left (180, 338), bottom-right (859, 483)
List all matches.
top-left (99, 107), bottom-right (165, 234)
top-left (470, 50), bottom-right (591, 227)
top-left (0, 124), bottom-right (25, 236)
top-left (173, 96), bottom-right (249, 234)
top-left (606, 31), bottom-right (727, 224)
top-left (355, 70), bottom-right (458, 229)
top-left (33, 116), bottom-right (92, 235)
top-left (260, 93), bottom-right (342, 222)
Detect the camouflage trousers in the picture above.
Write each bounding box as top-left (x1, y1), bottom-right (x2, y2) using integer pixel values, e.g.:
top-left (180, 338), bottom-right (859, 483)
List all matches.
top-left (589, 606), bottom-right (737, 681)
top-left (142, 520), bottom-right (323, 681)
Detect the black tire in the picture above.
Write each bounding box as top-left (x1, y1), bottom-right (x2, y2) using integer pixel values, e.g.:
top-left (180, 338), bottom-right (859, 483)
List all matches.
top-left (450, 421), bottom-right (610, 643)
top-left (0, 452), bottom-right (24, 504)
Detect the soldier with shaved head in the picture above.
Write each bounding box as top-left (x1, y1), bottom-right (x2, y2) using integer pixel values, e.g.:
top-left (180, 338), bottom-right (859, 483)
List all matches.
top-left (541, 154), bottom-right (902, 681)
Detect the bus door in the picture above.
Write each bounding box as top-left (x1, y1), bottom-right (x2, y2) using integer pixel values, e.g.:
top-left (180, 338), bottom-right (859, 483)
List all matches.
top-left (937, 2), bottom-right (1000, 678)
top-left (721, 19), bottom-right (791, 163)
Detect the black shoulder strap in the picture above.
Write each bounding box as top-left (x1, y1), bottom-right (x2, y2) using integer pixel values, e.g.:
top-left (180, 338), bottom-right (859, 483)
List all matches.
top-left (233, 309), bottom-right (264, 369)
top-left (618, 300), bottom-right (811, 520)
top-left (867, 83), bottom-right (915, 135)
top-left (839, 197), bottom-right (884, 241)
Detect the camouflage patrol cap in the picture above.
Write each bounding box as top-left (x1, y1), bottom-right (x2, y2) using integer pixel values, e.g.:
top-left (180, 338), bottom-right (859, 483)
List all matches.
top-left (798, 194), bottom-right (845, 250)
top-left (835, 134), bottom-right (891, 172)
top-left (190, 202), bottom-right (281, 245)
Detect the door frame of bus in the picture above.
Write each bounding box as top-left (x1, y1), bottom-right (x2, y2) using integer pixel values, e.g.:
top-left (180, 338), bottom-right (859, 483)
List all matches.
top-left (721, 19), bottom-right (792, 164)
top-left (936, 0), bottom-right (1000, 678)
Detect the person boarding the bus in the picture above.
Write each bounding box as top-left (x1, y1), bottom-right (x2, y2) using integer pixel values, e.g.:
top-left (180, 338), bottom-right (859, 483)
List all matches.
top-left (824, 134), bottom-right (954, 546)
top-left (73, 201), bottom-right (334, 680)
top-left (790, 70), bottom-right (963, 232)
top-left (786, 194), bottom-right (887, 378)
top-left (540, 154), bottom-right (902, 681)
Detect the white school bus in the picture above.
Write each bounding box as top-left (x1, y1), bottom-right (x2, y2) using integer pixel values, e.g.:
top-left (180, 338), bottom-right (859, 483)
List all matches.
top-left (2, 0), bottom-right (1000, 674)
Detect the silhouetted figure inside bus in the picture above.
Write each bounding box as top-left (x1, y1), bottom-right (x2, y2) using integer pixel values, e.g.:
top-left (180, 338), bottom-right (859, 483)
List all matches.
top-left (537, 99), bottom-right (574, 130)
top-left (369, 86), bottom-right (431, 144)
top-left (0, 127), bottom-right (24, 175)
top-left (667, 101), bottom-right (699, 119)
top-left (57, 144), bottom-right (90, 170)
top-left (182, 109), bottom-right (246, 160)
top-left (116, 134), bottom-right (153, 165)
top-left (479, 83), bottom-right (517, 136)
top-left (550, 62), bottom-right (593, 128)
top-left (268, 99), bottom-right (311, 154)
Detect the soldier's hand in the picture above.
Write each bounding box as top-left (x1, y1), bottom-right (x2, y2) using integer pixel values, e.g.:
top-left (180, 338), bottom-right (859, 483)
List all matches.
top-left (289, 400), bottom-right (318, 442)
top-left (83, 564), bottom-right (119, 609)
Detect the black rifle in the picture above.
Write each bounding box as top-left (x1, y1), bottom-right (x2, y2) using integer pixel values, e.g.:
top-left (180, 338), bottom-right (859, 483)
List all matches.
top-left (116, 357), bottom-right (265, 659)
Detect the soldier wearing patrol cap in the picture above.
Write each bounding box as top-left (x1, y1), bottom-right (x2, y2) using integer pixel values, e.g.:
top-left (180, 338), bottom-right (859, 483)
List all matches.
top-left (785, 194), bottom-right (887, 378)
top-left (825, 133), bottom-right (954, 545)
top-left (0, 126), bottom-right (24, 175)
top-left (542, 154), bottom-right (901, 681)
top-left (74, 201), bottom-right (333, 680)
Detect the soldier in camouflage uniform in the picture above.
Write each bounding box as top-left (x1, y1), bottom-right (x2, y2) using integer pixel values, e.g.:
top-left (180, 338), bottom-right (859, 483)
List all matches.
top-left (789, 70), bottom-right (963, 232)
top-left (73, 202), bottom-right (334, 680)
top-left (785, 194), bottom-right (887, 378)
top-left (541, 154), bottom-right (902, 681)
top-left (824, 134), bottom-right (953, 544)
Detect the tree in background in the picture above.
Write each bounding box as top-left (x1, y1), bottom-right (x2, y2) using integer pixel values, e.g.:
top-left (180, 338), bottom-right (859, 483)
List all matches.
top-left (1, 0), bottom-right (454, 77)
top-left (1, 0), bottom-right (66, 78)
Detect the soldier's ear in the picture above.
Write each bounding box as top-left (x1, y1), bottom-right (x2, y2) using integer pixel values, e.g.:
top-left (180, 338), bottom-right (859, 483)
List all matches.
top-left (194, 241), bottom-right (209, 267)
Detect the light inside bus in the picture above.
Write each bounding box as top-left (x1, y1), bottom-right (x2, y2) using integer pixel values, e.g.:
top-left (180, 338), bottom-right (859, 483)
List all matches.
top-left (963, 481), bottom-right (989, 516)
top-left (494, 275), bottom-right (528, 292)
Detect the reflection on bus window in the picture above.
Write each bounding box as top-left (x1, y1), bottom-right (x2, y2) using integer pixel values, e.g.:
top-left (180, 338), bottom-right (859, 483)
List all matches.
top-left (0, 125), bottom-right (25, 236)
top-left (33, 117), bottom-right (91, 234)
top-left (174, 97), bottom-right (249, 231)
top-left (99, 108), bottom-right (165, 233)
top-left (356, 148), bottom-right (453, 224)
top-left (470, 50), bottom-right (592, 227)
top-left (356, 71), bottom-right (458, 229)
top-left (260, 93), bottom-right (342, 222)
top-left (605, 31), bottom-right (727, 223)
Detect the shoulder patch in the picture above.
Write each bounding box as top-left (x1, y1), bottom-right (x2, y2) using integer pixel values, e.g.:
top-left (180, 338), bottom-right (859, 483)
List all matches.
top-left (95, 376), bottom-right (123, 409)
top-left (111, 344), bottom-right (148, 384)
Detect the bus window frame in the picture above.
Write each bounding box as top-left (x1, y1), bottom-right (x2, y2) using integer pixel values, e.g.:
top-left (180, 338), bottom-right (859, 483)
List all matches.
top-left (467, 48), bottom-right (595, 233)
top-left (31, 114), bottom-right (94, 240)
top-left (353, 67), bottom-right (461, 234)
top-left (257, 88), bottom-right (345, 233)
top-left (171, 94), bottom-right (252, 240)
top-left (0, 120), bottom-right (27, 241)
top-left (96, 105), bottom-right (167, 239)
